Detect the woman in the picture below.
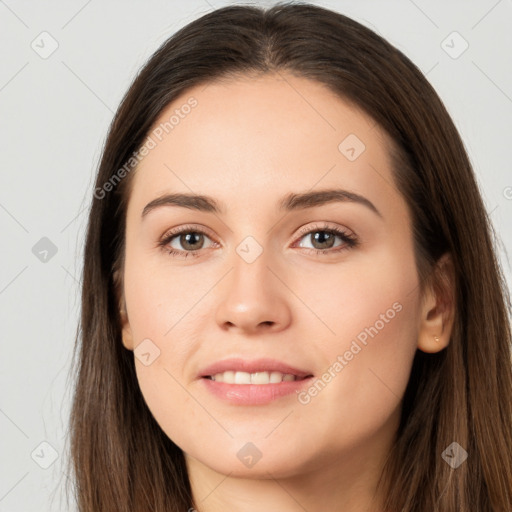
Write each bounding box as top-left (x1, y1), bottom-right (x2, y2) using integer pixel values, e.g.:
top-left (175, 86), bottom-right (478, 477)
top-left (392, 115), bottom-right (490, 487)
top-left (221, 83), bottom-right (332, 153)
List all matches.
top-left (66, 2), bottom-right (512, 511)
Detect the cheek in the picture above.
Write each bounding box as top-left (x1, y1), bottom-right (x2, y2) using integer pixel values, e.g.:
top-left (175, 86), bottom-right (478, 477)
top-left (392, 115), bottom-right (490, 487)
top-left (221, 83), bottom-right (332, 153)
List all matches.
top-left (122, 257), bottom-right (212, 443)
top-left (293, 246), bottom-right (420, 437)
top-left (123, 250), bottom-right (207, 355)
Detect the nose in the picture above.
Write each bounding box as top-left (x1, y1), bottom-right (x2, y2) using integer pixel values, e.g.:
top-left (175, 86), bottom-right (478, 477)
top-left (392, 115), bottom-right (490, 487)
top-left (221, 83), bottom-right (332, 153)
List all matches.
top-left (214, 249), bottom-right (292, 335)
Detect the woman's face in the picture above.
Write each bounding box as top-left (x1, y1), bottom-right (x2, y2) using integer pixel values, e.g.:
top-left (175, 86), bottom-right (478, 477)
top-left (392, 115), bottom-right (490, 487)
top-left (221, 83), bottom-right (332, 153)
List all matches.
top-left (119, 72), bottom-right (425, 479)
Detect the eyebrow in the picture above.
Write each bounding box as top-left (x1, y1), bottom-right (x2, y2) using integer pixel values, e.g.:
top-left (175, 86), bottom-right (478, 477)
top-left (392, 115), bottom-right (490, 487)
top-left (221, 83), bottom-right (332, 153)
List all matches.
top-left (141, 188), bottom-right (382, 219)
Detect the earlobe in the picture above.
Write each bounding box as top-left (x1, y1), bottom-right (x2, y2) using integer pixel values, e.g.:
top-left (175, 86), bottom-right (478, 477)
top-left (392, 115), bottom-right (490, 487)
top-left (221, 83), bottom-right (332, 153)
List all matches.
top-left (417, 331), bottom-right (449, 354)
top-left (417, 253), bottom-right (456, 354)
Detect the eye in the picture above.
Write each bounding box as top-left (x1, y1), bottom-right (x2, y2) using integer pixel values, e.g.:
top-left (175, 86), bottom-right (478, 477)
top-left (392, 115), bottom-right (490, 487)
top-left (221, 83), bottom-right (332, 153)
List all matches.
top-left (292, 223), bottom-right (358, 255)
top-left (158, 222), bottom-right (359, 258)
top-left (158, 224), bottom-right (217, 258)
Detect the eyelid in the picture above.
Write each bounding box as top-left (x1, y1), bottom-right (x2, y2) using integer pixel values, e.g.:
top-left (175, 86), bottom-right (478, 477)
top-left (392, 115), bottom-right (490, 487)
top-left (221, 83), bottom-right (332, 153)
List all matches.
top-left (293, 221), bottom-right (355, 240)
top-left (160, 223), bottom-right (218, 242)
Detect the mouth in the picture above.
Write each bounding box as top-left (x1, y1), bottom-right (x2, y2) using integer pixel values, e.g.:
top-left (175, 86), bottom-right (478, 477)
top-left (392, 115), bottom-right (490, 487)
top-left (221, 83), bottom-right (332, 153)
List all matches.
top-left (199, 357), bottom-right (313, 381)
top-left (203, 371), bottom-right (310, 384)
top-left (198, 358), bottom-right (314, 405)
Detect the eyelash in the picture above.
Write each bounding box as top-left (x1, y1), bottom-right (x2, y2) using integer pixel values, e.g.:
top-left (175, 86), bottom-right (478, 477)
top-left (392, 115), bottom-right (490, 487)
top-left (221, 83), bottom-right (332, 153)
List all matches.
top-left (158, 223), bottom-right (359, 259)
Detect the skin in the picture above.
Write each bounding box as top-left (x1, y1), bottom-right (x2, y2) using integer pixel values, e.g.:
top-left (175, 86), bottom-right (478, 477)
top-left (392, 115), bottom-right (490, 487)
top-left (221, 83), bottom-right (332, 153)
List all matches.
top-left (118, 72), bottom-right (455, 511)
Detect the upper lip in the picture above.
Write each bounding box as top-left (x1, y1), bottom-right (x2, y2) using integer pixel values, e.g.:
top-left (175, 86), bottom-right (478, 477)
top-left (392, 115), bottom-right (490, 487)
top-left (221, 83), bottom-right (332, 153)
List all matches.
top-left (198, 358), bottom-right (313, 379)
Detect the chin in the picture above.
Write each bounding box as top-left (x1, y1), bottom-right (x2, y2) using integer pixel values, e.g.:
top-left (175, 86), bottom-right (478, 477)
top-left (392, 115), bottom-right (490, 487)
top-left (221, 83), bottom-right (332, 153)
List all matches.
top-left (184, 438), bottom-right (314, 479)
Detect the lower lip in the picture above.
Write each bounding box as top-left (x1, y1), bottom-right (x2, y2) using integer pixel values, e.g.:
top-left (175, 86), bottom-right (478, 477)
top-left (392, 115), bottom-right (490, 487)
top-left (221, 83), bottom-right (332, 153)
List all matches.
top-left (200, 376), bottom-right (314, 405)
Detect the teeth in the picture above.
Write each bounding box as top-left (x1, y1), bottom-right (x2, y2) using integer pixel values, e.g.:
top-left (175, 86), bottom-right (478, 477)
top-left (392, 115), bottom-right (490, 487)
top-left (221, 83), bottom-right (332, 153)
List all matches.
top-left (251, 371), bottom-right (271, 384)
top-left (235, 371), bottom-right (251, 384)
top-left (210, 371), bottom-right (297, 384)
top-left (270, 371), bottom-right (283, 383)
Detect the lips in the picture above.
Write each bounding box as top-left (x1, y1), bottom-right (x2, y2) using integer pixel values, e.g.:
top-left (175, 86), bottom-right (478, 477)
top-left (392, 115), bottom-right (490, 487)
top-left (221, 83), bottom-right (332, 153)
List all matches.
top-left (198, 357), bottom-right (313, 380)
top-left (198, 358), bottom-right (314, 405)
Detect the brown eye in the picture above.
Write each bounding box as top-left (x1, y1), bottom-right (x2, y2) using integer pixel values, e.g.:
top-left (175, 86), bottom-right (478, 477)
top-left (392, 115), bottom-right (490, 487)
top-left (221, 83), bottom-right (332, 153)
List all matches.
top-left (295, 225), bottom-right (358, 255)
top-left (304, 230), bottom-right (337, 250)
top-left (176, 232), bottom-right (205, 251)
top-left (159, 226), bottom-right (216, 258)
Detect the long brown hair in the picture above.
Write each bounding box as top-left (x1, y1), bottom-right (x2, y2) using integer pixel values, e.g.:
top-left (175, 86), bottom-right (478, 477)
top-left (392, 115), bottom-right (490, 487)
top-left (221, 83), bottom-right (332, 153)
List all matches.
top-left (65, 2), bottom-right (512, 510)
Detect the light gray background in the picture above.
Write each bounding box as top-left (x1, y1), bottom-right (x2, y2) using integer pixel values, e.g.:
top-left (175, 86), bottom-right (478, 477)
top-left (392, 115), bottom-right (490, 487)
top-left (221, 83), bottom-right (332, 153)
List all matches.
top-left (0, 1), bottom-right (511, 510)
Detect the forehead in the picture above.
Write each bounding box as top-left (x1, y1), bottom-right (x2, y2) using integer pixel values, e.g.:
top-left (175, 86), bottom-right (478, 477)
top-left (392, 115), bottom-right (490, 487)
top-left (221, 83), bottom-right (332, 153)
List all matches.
top-left (127, 72), bottom-right (399, 217)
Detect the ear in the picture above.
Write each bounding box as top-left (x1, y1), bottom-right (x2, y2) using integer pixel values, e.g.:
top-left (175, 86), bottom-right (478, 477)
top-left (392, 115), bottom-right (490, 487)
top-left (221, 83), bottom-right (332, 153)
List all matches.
top-left (113, 268), bottom-right (134, 351)
top-left (417, 252), bottom-right (456, 354)
top-left (120, 308), bottom-right (134, 351)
